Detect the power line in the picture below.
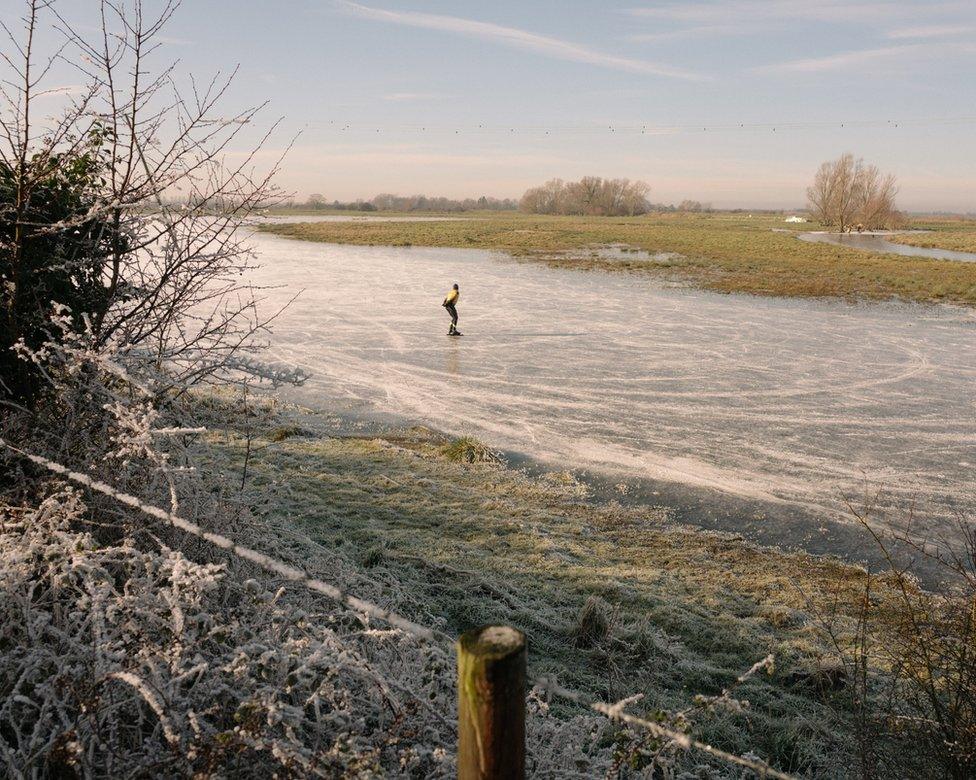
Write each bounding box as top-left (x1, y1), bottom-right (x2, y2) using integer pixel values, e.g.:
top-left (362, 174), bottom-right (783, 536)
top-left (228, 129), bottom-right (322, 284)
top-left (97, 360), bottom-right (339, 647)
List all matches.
top-left (302, 115), bottom-right (976, 137)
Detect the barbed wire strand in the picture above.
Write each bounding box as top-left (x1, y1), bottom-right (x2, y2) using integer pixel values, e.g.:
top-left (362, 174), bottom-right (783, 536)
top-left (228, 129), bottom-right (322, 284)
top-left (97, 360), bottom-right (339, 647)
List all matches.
top-left (1, 440), bottom-right (798, 779)
top-left (0, 438), bottom-right (447, 645)
top-left (534, 679), bottom-right (796, 780)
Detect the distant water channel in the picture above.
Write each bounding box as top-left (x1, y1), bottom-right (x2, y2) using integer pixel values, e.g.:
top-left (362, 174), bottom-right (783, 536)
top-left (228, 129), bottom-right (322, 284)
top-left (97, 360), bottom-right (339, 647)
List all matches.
top-left (249, 229), bottom-right (976, 571)
top-left (798, 231), bottom-right (976, 262)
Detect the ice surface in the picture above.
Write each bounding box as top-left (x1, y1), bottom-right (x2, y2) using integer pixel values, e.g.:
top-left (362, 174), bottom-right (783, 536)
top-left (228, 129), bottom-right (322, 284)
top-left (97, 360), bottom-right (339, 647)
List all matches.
top-left (248, 231), bottom-right (976, 547)
top-left (549, 243), bottom-right (685, 264)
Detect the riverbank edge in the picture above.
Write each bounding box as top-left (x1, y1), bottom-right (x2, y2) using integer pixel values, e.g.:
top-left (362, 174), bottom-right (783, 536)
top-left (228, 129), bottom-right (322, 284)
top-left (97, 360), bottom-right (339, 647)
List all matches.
top-left (193, 389), bottom-right (929, 775)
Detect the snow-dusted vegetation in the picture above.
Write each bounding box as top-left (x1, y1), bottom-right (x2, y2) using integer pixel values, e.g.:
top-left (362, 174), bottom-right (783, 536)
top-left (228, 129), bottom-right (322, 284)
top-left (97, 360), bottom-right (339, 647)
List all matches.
top-left (0, 472), bottom-right (625, 776)
top-left (0, 491), bottom-right (458, 775)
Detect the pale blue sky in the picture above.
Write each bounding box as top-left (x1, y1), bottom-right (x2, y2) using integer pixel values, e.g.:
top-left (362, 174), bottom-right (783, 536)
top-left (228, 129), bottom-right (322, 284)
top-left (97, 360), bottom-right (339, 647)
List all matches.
top-left (42, 1), bottom-right (976, 210)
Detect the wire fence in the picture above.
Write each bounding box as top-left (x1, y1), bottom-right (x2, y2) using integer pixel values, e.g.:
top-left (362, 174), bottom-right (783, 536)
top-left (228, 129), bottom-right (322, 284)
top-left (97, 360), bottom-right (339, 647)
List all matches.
top-left (0, 439), bottom-right (798, 779)
top-left (0, 439), bottom-right (445, 645)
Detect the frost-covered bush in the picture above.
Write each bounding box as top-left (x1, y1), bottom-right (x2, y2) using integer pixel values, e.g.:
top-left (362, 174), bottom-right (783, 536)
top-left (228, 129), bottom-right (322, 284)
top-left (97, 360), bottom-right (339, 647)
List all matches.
top-left (0, 490), bottom-right (458, 777)
top-left (0, 490), bottom-right (631, 778)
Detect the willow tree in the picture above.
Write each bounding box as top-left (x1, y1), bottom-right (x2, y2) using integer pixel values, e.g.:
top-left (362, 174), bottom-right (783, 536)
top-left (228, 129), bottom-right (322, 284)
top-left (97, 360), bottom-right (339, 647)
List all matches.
top-left (807, 153), bottom-right (899, 231)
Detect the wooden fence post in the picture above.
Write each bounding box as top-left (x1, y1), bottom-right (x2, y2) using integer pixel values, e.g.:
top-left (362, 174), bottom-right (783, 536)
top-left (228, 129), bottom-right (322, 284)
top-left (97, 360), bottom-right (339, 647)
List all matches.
top-left (457, 625), bottom-right (526, 780)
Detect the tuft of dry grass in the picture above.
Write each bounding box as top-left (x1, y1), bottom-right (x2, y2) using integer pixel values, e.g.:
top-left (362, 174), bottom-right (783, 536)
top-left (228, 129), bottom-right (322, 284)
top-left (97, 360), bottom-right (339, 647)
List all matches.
top-left (573, 595), bottom-right (613, 648)
top-left (440, 436), bottom-right (500, 464)
top-left (268, 424), bottom-right (304, 442)
top-left (259, 212), bottom-right (976, 306)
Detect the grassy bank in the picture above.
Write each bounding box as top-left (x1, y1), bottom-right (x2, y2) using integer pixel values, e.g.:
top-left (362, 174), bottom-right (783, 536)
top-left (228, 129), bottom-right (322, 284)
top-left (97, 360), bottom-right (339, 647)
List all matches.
top-left (259, 212), bottom-right (976, 305)
top-left (889, 218), bottom-right (976, 253)
top-left (199, 396), bottom-right (929, 777)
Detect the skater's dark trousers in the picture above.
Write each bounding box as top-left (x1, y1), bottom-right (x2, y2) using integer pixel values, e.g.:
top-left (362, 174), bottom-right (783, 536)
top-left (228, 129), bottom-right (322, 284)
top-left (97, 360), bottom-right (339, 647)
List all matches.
top-left (445, 304), bottom-right (458, 331)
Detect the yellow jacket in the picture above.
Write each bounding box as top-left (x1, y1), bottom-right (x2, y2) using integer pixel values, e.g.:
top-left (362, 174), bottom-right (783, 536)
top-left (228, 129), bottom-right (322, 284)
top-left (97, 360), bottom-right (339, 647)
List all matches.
top-left (444, 289), bottom-right (459, 306)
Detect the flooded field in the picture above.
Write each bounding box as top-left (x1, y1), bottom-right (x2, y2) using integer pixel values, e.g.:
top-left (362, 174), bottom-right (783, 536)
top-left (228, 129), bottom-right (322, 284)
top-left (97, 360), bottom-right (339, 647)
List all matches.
top-left (249, 230), bottom-right (976, 557)
top-left (798, 231), bottom-right (976, 262)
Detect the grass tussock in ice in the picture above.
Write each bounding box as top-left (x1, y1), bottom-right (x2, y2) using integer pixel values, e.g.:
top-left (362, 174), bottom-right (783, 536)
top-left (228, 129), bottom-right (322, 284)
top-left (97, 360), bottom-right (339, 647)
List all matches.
top-left (439, 435), bottom-right (501, 464)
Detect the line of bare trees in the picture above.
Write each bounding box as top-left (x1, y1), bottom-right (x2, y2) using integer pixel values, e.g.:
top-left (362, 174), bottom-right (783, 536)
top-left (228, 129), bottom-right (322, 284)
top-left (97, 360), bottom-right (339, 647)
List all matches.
top-left (807, 154), bottom-right (902, 231)
top-left (519, 177), bottom-right (651, 216)
top-left (292, 193), bottom-right (518, 212)
top-left (370, 193), bottom-right (517, 212)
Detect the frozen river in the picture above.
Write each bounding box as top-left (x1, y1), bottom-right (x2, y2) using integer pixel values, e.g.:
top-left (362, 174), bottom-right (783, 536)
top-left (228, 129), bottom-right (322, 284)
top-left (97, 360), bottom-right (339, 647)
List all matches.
top-left (249, 230), bottom-right (976, 558)
top-left (798, 231), bottom-right (976, 262)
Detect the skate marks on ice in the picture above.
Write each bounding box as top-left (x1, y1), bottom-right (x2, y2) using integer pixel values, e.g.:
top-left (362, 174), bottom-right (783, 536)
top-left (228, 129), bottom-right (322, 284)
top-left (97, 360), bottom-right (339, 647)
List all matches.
top-left (250, 233), bottom-right (976, 546)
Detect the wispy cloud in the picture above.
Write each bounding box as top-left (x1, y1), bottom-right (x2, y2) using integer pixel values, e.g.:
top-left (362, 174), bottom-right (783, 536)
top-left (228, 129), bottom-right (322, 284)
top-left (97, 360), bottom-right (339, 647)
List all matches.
top-left (624, 2), bottom-right (976, 61)
top-left (886, 24), bottom-right (976, 39)
top-left (626, 1), bottom-right (968, 25)
top-left (334, 1), bottom-right (705, 80)
top-left (382, 92), bottom-right (445, 102)
top-left (628, 23), bottom-right (757, 43)
top-left (755, 41), bottom-right (976, 73)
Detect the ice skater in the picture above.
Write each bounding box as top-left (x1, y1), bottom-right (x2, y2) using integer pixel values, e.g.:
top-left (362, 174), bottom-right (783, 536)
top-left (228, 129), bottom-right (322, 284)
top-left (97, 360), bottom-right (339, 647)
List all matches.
top-left (442, 283), bottom-right (462, 336)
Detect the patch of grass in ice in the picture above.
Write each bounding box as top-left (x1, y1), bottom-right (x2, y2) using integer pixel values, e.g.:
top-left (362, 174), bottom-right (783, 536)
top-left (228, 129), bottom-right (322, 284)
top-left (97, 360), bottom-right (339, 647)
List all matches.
top-left (440, 436), bottom-right (500, 464)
